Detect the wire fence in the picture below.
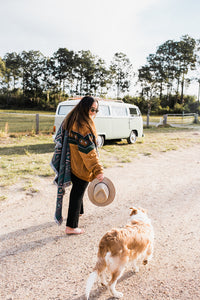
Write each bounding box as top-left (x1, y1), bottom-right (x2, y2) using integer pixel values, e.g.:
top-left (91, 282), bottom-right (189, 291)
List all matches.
top-left (0, 112), bottom-right (199, 135)
top-left (164, 113), bottom-right (199, 126)
top-left (0, 112), bottom-right (55, 134)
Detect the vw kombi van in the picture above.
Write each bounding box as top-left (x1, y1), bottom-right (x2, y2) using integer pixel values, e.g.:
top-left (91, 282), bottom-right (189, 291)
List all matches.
top-left (53, 98), bottom-right (143, 146)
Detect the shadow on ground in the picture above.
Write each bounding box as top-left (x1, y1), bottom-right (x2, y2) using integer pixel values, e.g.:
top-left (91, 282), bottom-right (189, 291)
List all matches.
top-left (0, 143), bottom-right (55, 155)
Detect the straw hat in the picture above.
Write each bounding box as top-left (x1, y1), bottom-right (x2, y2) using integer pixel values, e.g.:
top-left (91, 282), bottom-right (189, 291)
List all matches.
top-left (88, 177), bottom-right (116, 206)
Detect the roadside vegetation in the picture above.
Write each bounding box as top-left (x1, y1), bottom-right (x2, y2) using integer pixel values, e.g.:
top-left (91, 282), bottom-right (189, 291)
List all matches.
top-left (0, 127), bottom-right (200, 189)
top-left (0, 35), bottom-right (200, 116)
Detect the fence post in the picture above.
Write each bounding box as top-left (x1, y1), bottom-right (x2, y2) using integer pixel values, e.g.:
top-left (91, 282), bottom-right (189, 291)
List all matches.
top-left (194, 113), bottom-right (199, 124)
top-left (146, 113), bottom-right (150, 128)
top-left (36, 114), bottom-right (39, 134)
top-left (163, 114), bottom-right (167, 125)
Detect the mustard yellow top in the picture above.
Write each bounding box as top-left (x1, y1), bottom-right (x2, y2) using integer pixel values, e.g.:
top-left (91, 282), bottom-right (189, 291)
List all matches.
top-left (68, 119), bottom-right (103, 182)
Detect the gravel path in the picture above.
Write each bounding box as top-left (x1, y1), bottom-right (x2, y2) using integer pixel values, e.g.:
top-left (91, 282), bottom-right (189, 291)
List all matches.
top-left (0, 144), bottom-right (200, 300)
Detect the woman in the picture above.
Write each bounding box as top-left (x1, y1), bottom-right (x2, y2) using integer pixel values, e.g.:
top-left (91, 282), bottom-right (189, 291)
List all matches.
top-left (61, 96), bottom-right (104, 234)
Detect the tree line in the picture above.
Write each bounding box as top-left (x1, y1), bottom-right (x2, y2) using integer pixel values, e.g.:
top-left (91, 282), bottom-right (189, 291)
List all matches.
top-left (0, 34), bottom-right (200, 114)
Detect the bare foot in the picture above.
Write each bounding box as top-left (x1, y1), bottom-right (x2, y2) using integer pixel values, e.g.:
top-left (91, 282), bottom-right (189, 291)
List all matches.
top-left (65, 227), bottom-right (85, 235)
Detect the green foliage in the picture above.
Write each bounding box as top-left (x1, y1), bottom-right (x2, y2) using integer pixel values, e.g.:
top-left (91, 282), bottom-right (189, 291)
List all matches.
top-left (0, 57), bottom-right (6, 78)
top-left (0, 35), bottom-right (200, 113)
top-left (110, 52), bottom-right (133, 97)
top-left (138, 35), bottom-right (198, 104)
top-left (123, 94), bottom-right (200, 115)
top-left (123, 95), bottom-right (160, 114)
top-left (184, 96), bottom-right (200, 113)
top-left (173, 103), bottom-right (184, 113)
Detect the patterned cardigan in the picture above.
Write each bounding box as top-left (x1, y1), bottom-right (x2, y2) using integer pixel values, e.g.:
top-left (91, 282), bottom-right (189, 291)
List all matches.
top-left (69, 119), bottom-right (103, 182)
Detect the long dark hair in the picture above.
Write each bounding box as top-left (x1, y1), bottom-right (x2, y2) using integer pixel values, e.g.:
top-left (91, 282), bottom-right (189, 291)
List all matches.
top-left (62, 96), bottom-right (98, 132)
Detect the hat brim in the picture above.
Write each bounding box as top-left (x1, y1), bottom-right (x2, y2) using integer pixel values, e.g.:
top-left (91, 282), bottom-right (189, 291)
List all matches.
top-left (88, 177), bottom-right (116, 207)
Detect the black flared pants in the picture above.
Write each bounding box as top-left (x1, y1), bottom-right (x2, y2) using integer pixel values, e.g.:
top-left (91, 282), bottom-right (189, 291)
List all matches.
top-left (66, 172), bottom-right (89, 228)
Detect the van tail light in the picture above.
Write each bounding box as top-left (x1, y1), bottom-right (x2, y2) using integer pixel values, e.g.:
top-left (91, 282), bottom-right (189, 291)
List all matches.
top-left (53, 125), bottom-right (56, 133)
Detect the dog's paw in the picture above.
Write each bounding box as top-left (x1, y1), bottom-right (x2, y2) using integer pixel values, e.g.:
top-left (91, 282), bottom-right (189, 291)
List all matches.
top-left (109, 287), bottom-right (123, 298)
top-left (112, 291), bottom-right (123, 298)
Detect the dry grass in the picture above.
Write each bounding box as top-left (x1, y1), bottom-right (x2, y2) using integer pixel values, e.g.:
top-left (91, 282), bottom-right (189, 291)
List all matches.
top-left (0, 127), bottom-right (200, 187)
top-left (99, 127), bottom-right (200, 168)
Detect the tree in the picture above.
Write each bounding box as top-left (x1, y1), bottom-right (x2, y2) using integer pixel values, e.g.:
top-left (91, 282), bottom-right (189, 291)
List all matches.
top-left (193, 39), bottom-right (200, 102)
top-left (156, 40), bottom-right (180, 97)
top-left (138, 64), bottom-right (160, 119)
top-left (88, 57), bottom-right (110, 96)
top-left (20, 50), bottom-right (44, 104)
top-left (3, 52), bottom-right (22, 90)
top-left (41, 56), bottom-right (58, 104)
top-left (138, 35), bottom-right (197, 109)
top-left (176, 35), bottom-right (197, 103)
top-left (73, 50), bottom-right (96, 95)
top-left (52, 48), bottom-right (75, 96)
top-left (110, 52), bottom-right (133, 98)
top-left (0, 57), bottom-right (6, 83)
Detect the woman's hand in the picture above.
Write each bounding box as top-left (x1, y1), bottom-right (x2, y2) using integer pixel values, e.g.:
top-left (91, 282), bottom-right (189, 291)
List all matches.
top-left (96, 173), bottom-right (104, 182)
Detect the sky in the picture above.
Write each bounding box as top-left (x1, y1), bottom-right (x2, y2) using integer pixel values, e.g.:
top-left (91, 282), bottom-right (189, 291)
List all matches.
top-left (1, 0), bottom-right (200, 97)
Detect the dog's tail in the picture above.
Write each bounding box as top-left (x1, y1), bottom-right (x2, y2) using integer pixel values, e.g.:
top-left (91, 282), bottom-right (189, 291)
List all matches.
top-left (85, 270), bottom-right (98, 300)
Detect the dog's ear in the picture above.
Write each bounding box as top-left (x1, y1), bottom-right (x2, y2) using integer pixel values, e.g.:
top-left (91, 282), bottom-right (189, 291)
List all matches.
top-left (139, 207), bottom-right (147, 214)
top-left (130, 207), bottom-right (138, 216)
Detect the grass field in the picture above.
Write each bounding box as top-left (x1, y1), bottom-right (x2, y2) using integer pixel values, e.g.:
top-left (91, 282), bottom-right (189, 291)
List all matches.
top-left (0, 126), bottom-right (200, 190)
top-left (0, 110), bottom-right (55, 134)
top-left (1, 110), bottom-right (199, 135)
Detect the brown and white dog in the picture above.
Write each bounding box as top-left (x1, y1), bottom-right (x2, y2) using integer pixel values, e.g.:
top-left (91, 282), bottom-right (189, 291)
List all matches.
top-left (86, 207), bottom-right (154, 299)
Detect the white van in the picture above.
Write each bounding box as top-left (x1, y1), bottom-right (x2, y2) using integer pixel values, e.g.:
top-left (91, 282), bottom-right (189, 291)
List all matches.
top-left (53, 98), bottom-right (143, 146)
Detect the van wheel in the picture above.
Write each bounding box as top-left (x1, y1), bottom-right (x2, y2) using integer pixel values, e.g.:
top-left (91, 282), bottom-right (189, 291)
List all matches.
top-left (127, 131), bottom-right (137, 144)
top-left (97, 135), bottom-right (104, 147)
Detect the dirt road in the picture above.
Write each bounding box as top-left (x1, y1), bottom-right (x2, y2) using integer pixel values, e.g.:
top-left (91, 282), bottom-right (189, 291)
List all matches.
top-left (0, 144), bottom-right (200, 300)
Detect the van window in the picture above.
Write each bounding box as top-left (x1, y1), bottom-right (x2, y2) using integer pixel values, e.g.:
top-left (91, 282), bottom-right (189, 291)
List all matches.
top-left (129, 107), bottom-right (138, 116)
top-left (58, 105), bottom-right (75, 115)
top-left (112, 106), bottom-right (128, 117)
top-left (98, 105), bottom-right (110, 117)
